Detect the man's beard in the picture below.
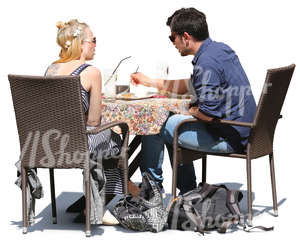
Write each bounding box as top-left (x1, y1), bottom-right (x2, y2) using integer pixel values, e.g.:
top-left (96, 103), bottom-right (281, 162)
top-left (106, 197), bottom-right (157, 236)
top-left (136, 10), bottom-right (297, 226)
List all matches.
top-left (180, 49), bottom-right (189, 56)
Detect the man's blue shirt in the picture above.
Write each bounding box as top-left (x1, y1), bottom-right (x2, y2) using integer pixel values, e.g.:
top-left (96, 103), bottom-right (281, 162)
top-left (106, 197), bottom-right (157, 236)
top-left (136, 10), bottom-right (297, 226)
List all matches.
top-left (190, 37), bottom-right (256, 152)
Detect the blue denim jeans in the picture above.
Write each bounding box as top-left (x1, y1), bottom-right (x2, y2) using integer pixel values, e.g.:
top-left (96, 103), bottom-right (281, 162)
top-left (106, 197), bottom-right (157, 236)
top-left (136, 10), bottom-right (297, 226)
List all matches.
top-left (140, 114), bottom-right (234, 194)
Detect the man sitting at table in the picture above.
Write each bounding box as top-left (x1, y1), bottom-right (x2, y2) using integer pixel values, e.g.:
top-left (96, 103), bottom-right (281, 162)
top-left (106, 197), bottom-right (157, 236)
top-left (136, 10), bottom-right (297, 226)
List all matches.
top-left (131, 7), bottom-right (256, 194)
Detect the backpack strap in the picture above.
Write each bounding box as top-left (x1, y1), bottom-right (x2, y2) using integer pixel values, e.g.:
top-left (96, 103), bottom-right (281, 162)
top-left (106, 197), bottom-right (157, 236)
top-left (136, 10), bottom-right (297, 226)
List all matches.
top-left (200, 183), bottom-right (230, 199)
top-left (183, 183), bottom-right (219, 202)
top-left (243, 225), bottom-right (274, 232)
top-left (169, 197), bottom-right (183, 230)
top-left (217, 190), bottom-right (245, 233)
top-left (218, 221), bottom-right (274, 234)
top-left (218, 190), bottom-right (274, 234)
top-left (182, 202), bottom-right (205, 235)
top-left (218, 221), bottom-right (234, 234)
top-left (226, 190), bottom-right (244, 225)
top-left (181, 183), bottom-right (225, 234)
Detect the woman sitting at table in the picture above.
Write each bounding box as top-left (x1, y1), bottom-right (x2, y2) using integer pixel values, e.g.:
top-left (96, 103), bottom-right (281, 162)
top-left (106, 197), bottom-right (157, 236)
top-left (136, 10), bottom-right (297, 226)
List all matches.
top-left (45, 19), bottom-right (124, 224)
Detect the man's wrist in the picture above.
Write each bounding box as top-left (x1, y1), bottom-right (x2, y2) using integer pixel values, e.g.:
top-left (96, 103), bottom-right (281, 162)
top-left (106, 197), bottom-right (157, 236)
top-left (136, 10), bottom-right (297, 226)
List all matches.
top-left (150, 78), bottom-right (163, 90)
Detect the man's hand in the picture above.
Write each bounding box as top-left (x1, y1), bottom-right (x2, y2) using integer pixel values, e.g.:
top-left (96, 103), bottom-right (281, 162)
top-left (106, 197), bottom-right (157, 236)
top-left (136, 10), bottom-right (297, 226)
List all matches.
top-left (188, 106), bottom-right (199, 117)
top-left (130, 72), bottom-right (151, 87)
top-left (189, 106), bottom-right (214, 122)
top-left (131, 73), bottom-right (190, 94)
top-left (180, 102), bottom-right (191, 115)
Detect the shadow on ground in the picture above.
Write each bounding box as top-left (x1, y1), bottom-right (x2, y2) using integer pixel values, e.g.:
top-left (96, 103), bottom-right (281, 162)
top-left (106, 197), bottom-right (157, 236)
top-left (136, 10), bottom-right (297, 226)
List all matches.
top-left (10, 182), bottom-right (286, 235)
top-left (10, 192), bottom-right (104, 236)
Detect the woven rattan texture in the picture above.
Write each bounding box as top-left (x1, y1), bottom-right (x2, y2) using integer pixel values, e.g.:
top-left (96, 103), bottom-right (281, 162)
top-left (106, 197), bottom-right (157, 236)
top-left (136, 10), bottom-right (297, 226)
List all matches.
top-left (9, 75), bottom-right (89, 169)
top-left (248, 64), bottom-right (295, 158)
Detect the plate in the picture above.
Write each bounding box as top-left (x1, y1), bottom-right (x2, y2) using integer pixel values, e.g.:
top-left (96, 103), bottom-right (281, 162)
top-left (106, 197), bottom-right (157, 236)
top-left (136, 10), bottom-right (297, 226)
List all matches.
top-left (116, 93), bottom-right (154, 100)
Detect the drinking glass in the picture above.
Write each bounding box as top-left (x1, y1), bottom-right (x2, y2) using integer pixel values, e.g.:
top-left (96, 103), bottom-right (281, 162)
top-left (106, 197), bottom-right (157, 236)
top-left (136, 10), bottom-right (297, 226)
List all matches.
top-left (103, 69), bottom-right (117, 99)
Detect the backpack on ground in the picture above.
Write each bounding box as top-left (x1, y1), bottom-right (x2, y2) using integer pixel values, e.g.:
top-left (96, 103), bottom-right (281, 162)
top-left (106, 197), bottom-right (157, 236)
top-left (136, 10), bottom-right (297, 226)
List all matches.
top-left (167, 183), bottom-right (273, 234)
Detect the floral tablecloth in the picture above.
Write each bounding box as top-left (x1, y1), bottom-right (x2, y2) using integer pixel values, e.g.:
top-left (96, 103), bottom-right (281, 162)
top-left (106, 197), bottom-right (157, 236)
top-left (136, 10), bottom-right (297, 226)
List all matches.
top-left (101, 98), bottom-right (190, 135)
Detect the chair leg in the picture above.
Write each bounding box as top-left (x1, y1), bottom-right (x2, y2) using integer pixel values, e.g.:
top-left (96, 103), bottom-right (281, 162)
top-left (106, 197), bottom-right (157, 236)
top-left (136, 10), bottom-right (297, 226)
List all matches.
top-left (202, 155), bottom-right (207, 183)
top-left (269, 152), bottom-right (278, 216)
top-left (84, 169), bottom-right (91, 237)
top-left (49, 169), bottom-right (57, 224)
top-left (172, 148), bottom-right (180, 198)
top-left (246, 155), bottom-right (253, 226)
top-left (21, 166), bottom-right (28, 234)
top-left (122, 155), bottom-right (129, 196)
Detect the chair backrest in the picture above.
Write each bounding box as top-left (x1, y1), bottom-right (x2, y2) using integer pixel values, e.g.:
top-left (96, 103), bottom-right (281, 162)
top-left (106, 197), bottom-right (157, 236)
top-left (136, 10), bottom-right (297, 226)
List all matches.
top-left (248, 64), bottom-right (295, 158)
top-left (8, 75), bottom-right (90, 169)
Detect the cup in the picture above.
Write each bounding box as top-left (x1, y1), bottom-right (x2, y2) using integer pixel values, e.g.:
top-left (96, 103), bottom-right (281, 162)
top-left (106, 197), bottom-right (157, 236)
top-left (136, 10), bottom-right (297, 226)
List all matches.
top-left (156, 61), bottom-right (169, 80)
top-left (103, 69), bottom-right (117, 99)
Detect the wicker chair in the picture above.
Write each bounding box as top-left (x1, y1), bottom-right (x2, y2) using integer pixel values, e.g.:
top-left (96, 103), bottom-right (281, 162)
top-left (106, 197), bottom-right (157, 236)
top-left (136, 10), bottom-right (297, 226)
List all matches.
top-left (8, 75), bottom-right (129, 236)
top-left (171, 64), bottom-right (296, 226)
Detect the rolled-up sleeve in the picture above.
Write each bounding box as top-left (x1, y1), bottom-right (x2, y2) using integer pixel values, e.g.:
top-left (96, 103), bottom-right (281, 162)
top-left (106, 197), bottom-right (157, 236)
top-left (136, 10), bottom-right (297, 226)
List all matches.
top-left (193, 63), bottom-right (224, 118)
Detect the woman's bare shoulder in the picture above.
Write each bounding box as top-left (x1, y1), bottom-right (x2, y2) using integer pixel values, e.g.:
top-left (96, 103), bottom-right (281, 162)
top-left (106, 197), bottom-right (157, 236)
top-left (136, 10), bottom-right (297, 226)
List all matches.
top-left (81, 66), bottom-right (102, 91)
top-left (84, 66), bottom-right (101, 78)
top-left (45, 63), bottom-right (61, 76)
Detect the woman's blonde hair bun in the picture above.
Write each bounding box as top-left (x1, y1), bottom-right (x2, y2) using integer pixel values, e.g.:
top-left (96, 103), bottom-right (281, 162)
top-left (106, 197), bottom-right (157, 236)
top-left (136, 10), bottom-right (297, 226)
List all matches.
top-left (56, 21), bottom-right (65, 30)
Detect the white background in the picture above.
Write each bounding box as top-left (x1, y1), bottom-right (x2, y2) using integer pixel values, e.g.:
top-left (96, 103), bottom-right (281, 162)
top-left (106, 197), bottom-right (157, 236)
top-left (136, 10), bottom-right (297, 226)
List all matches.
top-left (1, 0), bottom-right (299, 243)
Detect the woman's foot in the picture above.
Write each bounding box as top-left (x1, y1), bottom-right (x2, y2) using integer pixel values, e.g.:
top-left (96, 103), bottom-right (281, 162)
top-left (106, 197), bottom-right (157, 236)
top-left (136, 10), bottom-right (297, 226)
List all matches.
top-left (102, 210), bottom-right (119, 225)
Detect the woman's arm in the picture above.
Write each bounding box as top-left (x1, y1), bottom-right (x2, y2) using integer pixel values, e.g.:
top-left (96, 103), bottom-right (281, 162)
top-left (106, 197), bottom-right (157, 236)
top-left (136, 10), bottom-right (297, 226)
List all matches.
top-left (81, 67), bottom-right (102, 126)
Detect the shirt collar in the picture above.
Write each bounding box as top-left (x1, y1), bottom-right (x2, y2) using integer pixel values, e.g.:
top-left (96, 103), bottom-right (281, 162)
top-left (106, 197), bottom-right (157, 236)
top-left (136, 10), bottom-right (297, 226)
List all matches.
top-left (192, 37), bottom-right (212, 65)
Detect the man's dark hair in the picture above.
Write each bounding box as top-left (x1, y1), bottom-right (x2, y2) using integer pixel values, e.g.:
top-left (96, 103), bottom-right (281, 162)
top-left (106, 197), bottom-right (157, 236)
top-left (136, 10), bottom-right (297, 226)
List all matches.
top-left (166, 8), bottom-right (209, 41)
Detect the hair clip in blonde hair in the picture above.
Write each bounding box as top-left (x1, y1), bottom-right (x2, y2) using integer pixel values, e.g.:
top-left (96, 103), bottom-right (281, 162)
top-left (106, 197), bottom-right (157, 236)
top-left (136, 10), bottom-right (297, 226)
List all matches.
top-left (64, 40), bottom-right (71, 48)
top-left (73, 26), bottom-right (83, 38)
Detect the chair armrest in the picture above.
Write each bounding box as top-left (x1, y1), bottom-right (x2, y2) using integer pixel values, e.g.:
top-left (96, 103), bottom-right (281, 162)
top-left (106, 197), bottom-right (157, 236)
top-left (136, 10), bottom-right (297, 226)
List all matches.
top-left (212, 114), bottom-right (281, 128)
top-left (86, 121), bottom-right (128, 135)
top-left (215, 114), bottom-right (282, 126)
top-left (174, 117), bottom-right (254, 131)
top-left (86, 121), bottom-right (130, 148)
top-left (86, 121), bottom-right (130, 195)
top-left (214, 119), bottom-right (254, 128)
top-left (173, 114), bottom-right (284, 146)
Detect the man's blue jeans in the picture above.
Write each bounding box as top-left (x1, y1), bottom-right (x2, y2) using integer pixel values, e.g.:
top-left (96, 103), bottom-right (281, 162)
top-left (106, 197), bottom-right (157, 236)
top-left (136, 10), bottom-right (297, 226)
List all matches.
top-left (140, 114), bottom-right (234, 194)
